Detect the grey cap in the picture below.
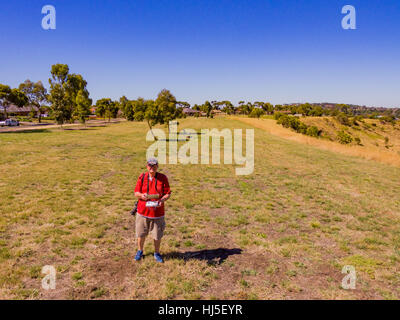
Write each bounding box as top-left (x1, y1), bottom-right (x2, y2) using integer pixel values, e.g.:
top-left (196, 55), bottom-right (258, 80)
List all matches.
top-left (147, 157), bottom-right (158, 165)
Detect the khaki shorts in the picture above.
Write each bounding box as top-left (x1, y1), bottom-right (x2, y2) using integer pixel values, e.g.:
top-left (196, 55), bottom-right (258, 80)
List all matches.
top-left (135, 214), bottom-right (166, 240)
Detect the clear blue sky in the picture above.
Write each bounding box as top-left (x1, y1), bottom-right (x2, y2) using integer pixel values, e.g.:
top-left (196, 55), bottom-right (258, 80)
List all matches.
top-left (0, 0), bottom-right (399, 107)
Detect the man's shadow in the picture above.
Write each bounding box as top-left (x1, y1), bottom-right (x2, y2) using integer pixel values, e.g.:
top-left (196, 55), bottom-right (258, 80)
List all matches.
top-left (164, 248), bottom-right (242, 265)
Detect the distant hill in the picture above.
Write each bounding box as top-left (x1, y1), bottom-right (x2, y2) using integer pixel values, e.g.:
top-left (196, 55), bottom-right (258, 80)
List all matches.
top-left (281, 102), bottom-right (400, 118)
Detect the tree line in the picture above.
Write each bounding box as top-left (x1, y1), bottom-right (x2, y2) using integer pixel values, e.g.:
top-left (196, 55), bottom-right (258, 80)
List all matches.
top-left (1, 63), bottom-right (398, 126)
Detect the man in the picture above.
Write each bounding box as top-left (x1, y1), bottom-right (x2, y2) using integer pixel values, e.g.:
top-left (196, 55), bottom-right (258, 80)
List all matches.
top-left (134, 158), bottom-right (171, 263)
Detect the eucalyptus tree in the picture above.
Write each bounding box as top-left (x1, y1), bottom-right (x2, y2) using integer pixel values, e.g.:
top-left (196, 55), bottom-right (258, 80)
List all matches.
top-left (75, 90), bottom-right (92, 125)
top-left (144, 99), bottom-right (161, 139)
top-left (0, 84), bottom-right (28, 119)
top-left (155, 89), bottom-right (178, 132)
top-left (177, 101), bottom-right (190, 109)
top-left (19, 80), bottom-right (48, 122)
top-left (223, 101), bottom-right (235, 115)
top-left (65, 73), bottom-right (91, 122)
top-left (48, 64), bottom-right (91, 125)
top-left (201, 101), bottom-right (213, 118)
top-left (48, 64), bottom-right (71, 125)
top-left (262, 102), bottom-right (274, 115)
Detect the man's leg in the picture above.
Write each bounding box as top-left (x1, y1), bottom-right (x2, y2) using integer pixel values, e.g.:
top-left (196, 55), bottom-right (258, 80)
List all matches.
top-left (154, 239), bottom-right (161, 254)
top-left (152, 217), bottom-right (165, 262)
top-left (138, 237), bottom-right (146, 251)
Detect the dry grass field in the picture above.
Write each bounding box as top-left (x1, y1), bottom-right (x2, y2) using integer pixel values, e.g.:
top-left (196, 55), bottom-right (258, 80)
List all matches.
top-left (1, 117), bottom-right (400, 299)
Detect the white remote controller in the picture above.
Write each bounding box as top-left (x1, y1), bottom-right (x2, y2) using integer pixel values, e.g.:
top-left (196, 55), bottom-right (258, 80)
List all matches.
top-left (146, 201), bottom-right (159, 208)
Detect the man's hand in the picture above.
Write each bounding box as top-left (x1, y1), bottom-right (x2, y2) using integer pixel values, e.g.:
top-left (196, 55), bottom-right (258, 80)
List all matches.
top-left (157, 194), bottom-right (170, 207)
top-left (140, 193), bottom-right (148, 201)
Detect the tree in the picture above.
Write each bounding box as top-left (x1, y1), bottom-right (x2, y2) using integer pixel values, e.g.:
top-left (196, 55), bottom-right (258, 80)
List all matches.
top-left (19, 80), bottom-right (48, 123)
top-left (262, 102), bottom-right (274, 114)
top-left (155, 89), bottom-right (178, 132)
top-left (309, 105), bottom-right (323, 117)
top-left (48, 64), bottom-right (91, 126)
top-left (65, 73), bottom-right (90, 121)
top-left (107, 101), bottom-right (119, 121)
top-left (243, 102), bottom-right (254, 115)
top-left (120, 96), bottom-right (134, 121)
top-left (48, 64), bottom-right (71, 125)
top-left (95, 98), bottom-right (119, 122)
top-left (135, 89), bottom-right (182, 138)
top-left (201, 101), bottom-right (213, 118)
top-left (75, 90), bottom-right (92, 125)
top-left (0, 84), bottom-right (12, 119)
top-left (95, 98), bottom-right (108, 119)
top-left (334, 104), bottom-right (350, 115)
top-left (0, 84), bottom-right (28, 119)
top-left (236, 101), bottom-right (253, 115)
top-left (175, 105), bottom-right (184, 119)
top-left (254, 101), bottom-right (264, 109)
top-left (51, 64), bottom-right (69, 84)
top-left (249, 108), bottom-right (265, 118)
top-left (144, 99), bottom-right (162, 139)
top-left (132, 98), bottom-right (147, 121)
top-left (177, 101), bottom-right (190, 109)
top-left (237, 101), bottom-right (245, 114)
top-left (218, 101), bottom-right (235, 115)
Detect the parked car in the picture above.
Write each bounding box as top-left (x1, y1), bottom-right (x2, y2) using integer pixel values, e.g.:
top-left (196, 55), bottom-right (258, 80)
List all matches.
top-left (0, 119), bottom-right (20, 127)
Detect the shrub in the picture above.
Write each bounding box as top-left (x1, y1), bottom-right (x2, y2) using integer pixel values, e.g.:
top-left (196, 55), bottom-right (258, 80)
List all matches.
top-left (384, 137), bottom-right (389, 145)
top-left (274, 112), bottom-right (286, 121)
top-left (380, 116), bottom-right (396, 125)
top-left (306, 126), bottom-right (320, 137)
top-left (275, 113), bottom-right (321, 138)
top-left (298, 123), bottom-right (308, 134)
top-left (354, 115), bottom-right (364, 123)
top-left (351, 118), bottom-right (359, 126)
top-left (337, 130), bottom-right (353, 144)
top-left (336, 113), bottom-right (350, 126)
top-left (289, 117), bottom-right (301, 130)
top-left (277, 115), bottom-right (301, 131)
top-left (276, 114), bottom-right (289, 127)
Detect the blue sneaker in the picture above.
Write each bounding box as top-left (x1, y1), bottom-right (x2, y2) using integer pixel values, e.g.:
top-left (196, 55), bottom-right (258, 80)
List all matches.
top-left (154, 252), bottom-right (164, 263)
top-left (134, 250), bottom-right (143, 261)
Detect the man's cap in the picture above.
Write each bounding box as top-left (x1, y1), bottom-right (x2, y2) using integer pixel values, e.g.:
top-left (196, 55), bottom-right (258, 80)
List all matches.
top-left (147, 157), bottom-right (158, 165)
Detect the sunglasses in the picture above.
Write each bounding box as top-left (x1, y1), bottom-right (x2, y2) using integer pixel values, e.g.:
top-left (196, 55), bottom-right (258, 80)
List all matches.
top-left (147, 164), bottom-right (158, 168)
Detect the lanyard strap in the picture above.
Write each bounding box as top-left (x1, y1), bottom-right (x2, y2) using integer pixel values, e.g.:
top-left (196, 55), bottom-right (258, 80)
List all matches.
top-left (145, 172), bottom-right (159, 194)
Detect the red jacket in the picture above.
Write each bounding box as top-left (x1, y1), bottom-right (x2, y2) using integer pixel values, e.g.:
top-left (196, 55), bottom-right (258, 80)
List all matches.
top-left (134, 172), bottom-right (171, 218)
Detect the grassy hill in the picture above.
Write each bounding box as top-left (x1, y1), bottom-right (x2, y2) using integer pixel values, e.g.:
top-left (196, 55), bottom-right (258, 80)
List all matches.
top-left (0, 118), bottom-right (399, 299)
top-left (301, 116), bottom-right (400, 152)
top-left (239, 116), bottom-right (400, 168)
